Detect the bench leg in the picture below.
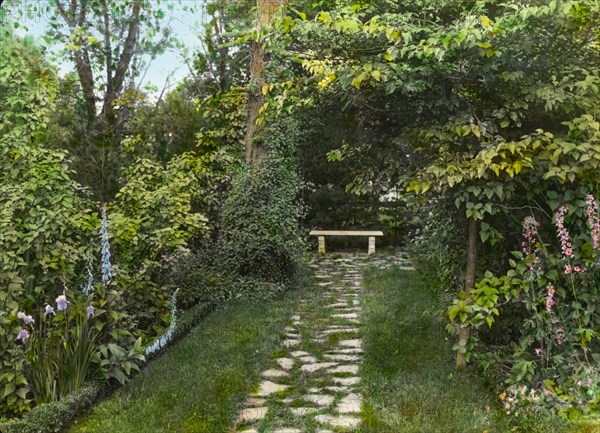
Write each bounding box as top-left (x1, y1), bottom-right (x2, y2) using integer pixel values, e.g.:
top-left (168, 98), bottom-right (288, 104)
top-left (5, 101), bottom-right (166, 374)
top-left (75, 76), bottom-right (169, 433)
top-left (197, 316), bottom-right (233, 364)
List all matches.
top-left (368, 236), bottom-right (376, 255)
top-left (318, 236), bottom-right (326, 255)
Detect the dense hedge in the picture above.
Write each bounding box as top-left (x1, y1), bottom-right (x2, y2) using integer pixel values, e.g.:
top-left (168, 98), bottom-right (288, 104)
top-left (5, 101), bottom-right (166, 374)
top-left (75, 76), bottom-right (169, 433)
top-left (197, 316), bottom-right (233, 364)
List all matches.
top-left (0, 383), bottom-right (104, 433)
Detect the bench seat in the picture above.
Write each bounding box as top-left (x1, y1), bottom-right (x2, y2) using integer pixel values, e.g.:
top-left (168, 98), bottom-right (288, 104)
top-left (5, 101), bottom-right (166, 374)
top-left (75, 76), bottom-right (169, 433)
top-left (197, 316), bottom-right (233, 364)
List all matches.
top-left (308, 230), bottom-right (384, 254)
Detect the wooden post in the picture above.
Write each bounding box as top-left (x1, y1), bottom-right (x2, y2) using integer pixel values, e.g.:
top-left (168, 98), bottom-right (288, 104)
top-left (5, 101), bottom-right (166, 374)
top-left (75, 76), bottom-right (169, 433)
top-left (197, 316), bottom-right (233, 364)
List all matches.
top-left (368, 236), bottom-right (376, 255)
top-left (318, 236), bottom-right (326, 255)
top-left (456, 217), bottom-right (478, 370)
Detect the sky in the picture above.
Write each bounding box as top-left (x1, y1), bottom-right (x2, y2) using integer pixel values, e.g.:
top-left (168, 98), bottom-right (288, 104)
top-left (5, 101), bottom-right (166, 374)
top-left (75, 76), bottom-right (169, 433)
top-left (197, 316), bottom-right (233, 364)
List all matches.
top-left (2, 0), bottom-right (210, 97)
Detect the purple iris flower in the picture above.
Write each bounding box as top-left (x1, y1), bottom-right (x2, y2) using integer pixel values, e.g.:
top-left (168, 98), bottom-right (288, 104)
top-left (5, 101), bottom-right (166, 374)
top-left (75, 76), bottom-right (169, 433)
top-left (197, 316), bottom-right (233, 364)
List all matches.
top-left (17, 311), bottom-right (34, 325)
top-left (56, 294), bottom-right (69, 311)
top-left (16, 329), bottom-right (30, 341)
top-left (44, 305), bottom-right (55, 316)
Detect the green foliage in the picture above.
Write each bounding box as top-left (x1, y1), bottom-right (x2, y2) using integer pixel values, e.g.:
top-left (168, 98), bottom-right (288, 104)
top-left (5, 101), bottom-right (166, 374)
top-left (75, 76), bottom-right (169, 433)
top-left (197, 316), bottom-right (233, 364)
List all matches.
top-left (0, 29), bottom-right (57, 139)
top-left (270, 0), bottom-right (600, 214)
top-left (110, 155), bottom-right (209, 266)
top-left (0, 31), bottom-right (94, 296)
top-left (121, 88), bottom-right (205, 164)
top-left (448, 189), bottom-right (600, 417)
top-left (219, 156), bottom-right (305, 284)
top-left (0, 275), bottom-right (31, 416)
top-left (0, 145), bottom-right (96, 294)
top-left (408, 196), bottom-right (467, 294)
top-left (167, 251), bottom-right (230, 310)
top-left (218, 120), bottom-right (305, 286)
top-left (107, 154), bottom-right (209, 336)
top-left (195, 87), bottom-right (247, 157)
top-left (167, 250), bottom-right (289, 312)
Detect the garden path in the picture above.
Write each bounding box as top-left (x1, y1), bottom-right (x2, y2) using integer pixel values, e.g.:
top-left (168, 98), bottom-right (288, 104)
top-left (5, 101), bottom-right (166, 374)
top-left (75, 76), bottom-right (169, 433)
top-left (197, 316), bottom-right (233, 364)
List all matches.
top-left (232, 252), bottom-right (413, 433)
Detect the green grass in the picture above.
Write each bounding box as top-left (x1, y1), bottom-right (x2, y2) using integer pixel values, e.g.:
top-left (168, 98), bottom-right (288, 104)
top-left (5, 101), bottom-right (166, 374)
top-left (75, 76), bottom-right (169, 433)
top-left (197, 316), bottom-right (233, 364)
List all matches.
top-left (67, 291), bottom-right (302, 433)
top-left (358, 266), bottom-right (582, 433)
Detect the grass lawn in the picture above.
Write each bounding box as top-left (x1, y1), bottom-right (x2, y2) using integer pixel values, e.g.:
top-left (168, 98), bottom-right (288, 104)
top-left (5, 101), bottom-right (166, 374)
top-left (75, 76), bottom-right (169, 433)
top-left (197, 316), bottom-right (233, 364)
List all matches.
top-left (67, 289), bottom-right (303, 433)
top-left (358, 266), bottom-right (600, 433)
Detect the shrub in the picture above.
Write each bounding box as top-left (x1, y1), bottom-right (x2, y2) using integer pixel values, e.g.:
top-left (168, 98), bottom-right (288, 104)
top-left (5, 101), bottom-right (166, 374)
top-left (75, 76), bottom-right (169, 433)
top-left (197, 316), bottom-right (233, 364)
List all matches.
top-left (218, 156), bottom-right (304, 284)
top-left (449, 187), bottom-right (600, 418)
top-left (218, 119), bottom-right (305, 286)
top-left (108, 154), bottom-right (210, 337)
top-left (166, 251), bottom-right (228, 310)
top-left (408, 195), bottom-right (467, 294)
top-left (168, 250), bottom-right (289, 310)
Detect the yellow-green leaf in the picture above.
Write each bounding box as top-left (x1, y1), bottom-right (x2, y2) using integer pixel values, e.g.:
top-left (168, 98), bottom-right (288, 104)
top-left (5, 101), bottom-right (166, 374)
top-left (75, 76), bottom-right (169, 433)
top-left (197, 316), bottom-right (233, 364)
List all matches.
top-left (261, 82), bottom-right (270, 96)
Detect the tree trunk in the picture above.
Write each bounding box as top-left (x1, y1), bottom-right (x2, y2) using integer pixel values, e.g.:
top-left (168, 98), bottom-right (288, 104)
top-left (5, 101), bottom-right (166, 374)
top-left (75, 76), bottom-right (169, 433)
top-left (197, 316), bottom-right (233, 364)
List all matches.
top-left (456, 217), bottom-right (478, 370)
top-left (244, 0), bottom-right (286, 165)
top-left (101, 0), bottom-right (142, 125)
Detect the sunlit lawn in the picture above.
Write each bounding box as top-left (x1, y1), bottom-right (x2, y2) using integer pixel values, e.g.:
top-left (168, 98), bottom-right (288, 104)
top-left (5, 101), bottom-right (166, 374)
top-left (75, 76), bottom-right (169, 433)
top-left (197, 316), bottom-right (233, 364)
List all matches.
top-left (67, 290), bottom-right (302, 433)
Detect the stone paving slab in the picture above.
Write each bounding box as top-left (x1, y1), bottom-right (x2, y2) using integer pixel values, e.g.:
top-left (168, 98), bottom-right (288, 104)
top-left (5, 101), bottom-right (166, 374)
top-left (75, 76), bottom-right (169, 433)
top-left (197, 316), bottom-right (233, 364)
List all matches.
top-left (338, 393), bottom-right (362, 414)
top-left (314, 414), bottom-right (361, 428)
top-left (300, 362), bottom-right (337, 373)
top-left (252, 381), bottom-right (289, 397)
top-left (237, 407), bottom-right (268, 422)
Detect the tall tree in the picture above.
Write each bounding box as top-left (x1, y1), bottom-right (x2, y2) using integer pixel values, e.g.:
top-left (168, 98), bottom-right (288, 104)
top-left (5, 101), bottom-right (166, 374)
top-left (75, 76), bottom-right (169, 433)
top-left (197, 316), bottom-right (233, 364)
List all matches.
top-left (32, 0), bottom-right (184, 199)
top-left (245, 0), bottom-right (287, 165)
top-left (46, 0), bottom-right (175, 129)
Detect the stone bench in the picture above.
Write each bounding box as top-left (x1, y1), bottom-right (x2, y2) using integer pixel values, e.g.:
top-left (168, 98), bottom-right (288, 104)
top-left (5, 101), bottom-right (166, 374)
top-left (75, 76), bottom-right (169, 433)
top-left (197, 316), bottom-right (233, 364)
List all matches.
top-left (309, 230), bottom-right (384, 255)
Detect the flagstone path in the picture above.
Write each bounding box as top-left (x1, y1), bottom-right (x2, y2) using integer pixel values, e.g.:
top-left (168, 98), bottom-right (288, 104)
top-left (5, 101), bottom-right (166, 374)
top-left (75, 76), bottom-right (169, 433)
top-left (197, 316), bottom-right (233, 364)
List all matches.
top-left (232, 252), bottom-right (413, 433)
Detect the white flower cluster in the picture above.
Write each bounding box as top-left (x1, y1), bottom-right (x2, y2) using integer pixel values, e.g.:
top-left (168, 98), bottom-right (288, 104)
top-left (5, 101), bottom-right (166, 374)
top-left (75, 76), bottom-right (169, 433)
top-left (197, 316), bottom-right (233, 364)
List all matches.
top-left (145, 289), bottom-right (179, 356)
top-left (100, 205), bottom-right (113, 286)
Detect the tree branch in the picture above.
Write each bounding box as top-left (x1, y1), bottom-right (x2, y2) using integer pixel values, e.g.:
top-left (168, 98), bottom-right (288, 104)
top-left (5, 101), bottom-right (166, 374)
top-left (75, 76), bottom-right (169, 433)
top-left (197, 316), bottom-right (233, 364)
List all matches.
top-left (69, 1), bottom-right (97, 123)
top-left (102, 0), bottom-right (142, 120)
top-left (54, 0), bottom-right (73, 26)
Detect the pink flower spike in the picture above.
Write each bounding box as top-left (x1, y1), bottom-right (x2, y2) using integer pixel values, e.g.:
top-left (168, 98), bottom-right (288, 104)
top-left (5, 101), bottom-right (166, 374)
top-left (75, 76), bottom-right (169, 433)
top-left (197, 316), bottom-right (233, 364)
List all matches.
top-left (585, 194), bottom-right (600, 251)
top-left (535, 348), bottom-right (542, 356)
top-left (546, 285), bottom-right (555, 313)
top-left (522, 216), bottom-right (542, 276)
top-left (556, 205), bottom-right (574, 259)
